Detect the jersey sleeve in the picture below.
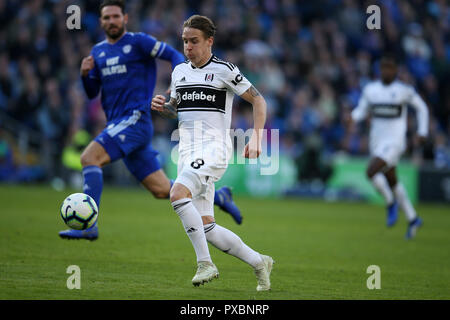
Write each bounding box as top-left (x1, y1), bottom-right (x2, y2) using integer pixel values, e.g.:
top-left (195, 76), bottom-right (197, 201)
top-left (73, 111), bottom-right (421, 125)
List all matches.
top-left (351, 85), bottom-right (370, 122)
top-left (135, 32), bottom-right (162, 58)
top-left (169, 69), bottom-right (178, 101)
top-left (135, 32), bottom-right (184, 69)
top-left (222, 65), bottom-right (252, 96)
top-left (407, 86), bottom-right (429, 137)
top-left (89, 58), bottom-right (101, 80)
top-left (81, 49), bottom-right (101, 99)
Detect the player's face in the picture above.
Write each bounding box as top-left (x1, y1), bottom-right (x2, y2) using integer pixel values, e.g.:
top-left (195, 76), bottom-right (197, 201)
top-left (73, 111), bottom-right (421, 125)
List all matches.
top-left (100, 6), bottom-right (128, 39)
top-left (380, 59), bottom-right (397, 84)
top-left (182, 27), bottom-right (213, 67)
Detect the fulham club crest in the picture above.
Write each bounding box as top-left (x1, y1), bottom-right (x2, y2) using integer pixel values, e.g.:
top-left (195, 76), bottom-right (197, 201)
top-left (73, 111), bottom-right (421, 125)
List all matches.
top-left (205, 73), bottom-right (214, 82)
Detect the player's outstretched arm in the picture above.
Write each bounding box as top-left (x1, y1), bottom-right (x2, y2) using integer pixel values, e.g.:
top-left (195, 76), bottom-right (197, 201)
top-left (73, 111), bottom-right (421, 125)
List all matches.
top-left (151, 95), bottom-right (177, 119)
top-left (157, 43), bottom-right (185, 70)
top-left (137, 33), bottom-right (185, 70)
top-left (409, 89), bottom-right (429, 144)
top-left (239, 85), bottom-right (267, 159)
top-left (351, 87), bottom-right (369, 123)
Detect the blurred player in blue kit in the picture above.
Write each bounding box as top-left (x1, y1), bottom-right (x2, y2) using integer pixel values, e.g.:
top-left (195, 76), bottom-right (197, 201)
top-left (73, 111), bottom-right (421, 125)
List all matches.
top-left (59, 0), bottom-right (242, 241)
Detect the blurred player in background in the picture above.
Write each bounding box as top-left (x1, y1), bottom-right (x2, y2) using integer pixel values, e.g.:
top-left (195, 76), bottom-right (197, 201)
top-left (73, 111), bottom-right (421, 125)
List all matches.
top-left (351, 53), bottom-right (429, 239)
top-left (59, 0), bottom-right (242, 241)
top-left (152, 15), bottom-right (273, 290)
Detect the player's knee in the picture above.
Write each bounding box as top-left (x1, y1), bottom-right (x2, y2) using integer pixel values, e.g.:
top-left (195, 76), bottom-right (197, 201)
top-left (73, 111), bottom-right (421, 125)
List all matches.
top-left (80, 152), bottom-right (94, 167)
top-left (80, 151), bottom-right (102, 167)
top-left (170, 184), bottom-right (190, 203)
top-left (202, 215), bottom-right (215, 225)
top-left (385, 175), bottom-right (397, 188)
top-left (366, 167), bottom-right (375, 179)
top-left (170, 187), bottom-right (181, 203)
top-left (170, 190), bottom-right (183, 203)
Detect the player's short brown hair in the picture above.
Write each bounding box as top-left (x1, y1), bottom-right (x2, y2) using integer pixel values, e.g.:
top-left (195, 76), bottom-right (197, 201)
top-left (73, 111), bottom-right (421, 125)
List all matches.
top-left (183, 15), bottom-right (216, 39)
top-left (100, 0), bottom-right (125, 15)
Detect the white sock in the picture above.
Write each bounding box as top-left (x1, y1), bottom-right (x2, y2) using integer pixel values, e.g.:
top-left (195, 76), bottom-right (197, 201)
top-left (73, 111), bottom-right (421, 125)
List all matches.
top-left (393, 183), bottom-right (417, 222)
top-left (204, 223), bottom-right (262, 268)
top-left (371, 173), bottom-right (394, 205)
top-left (172, 198), bottom-right (212, 263)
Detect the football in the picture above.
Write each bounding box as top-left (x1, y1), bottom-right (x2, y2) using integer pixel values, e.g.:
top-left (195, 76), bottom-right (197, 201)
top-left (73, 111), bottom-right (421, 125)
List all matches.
top-left (60, 193), bottom-right (98, 230)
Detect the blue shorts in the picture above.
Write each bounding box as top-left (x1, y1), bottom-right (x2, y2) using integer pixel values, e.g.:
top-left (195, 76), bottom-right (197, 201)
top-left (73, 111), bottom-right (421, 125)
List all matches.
top-left (94, 110), bottom-right (161, 181)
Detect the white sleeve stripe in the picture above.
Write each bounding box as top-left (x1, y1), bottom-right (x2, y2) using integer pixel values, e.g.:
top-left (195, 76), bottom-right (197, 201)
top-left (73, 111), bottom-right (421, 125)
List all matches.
top-left (107, 111), bottom-right (142, 137)
top-left (156, 43), bottom-right (166, 58)
top-left (150, 41), bottom-right (162, 57)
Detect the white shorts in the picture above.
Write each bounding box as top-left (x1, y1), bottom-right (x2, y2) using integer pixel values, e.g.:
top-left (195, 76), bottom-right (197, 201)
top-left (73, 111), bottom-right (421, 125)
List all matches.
top-left (370, 140), bottom-right (406, 168)
top-left (174, 145), bottom-right (229, 216)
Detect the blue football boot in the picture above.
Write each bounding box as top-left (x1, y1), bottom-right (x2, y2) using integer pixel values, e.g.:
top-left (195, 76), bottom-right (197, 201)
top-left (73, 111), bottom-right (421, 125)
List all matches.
top-left (59, 223), bottom-right (98, 241)
top-left (386, 201), bottom-right (398, 227)
top-left (215, 186), bottom-right (242, 225)
top-left (405, 217), bottom-right (423, 240)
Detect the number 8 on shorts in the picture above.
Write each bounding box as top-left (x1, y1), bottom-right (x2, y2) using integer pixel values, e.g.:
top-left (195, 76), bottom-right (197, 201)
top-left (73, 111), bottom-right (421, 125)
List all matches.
top-left (190, 158), bottom-right (205, 169)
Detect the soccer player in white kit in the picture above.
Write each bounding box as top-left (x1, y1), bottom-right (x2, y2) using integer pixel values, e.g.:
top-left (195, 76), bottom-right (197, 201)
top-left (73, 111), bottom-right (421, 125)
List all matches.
top-left (151, 15), bottom-right (273, 290)
top-left (351, 53), bottom-right (429, 239)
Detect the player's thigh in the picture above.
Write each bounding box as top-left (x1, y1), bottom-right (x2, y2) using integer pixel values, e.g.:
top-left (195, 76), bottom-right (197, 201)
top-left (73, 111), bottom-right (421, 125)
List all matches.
top-left (366, 157), bottom-right (388, 178)
top-left (370, 142), bottom-right (404, 170)
top-left (89, 129), bottom-right (126, 166)
top-left (175, 160), bottom-right (222, 197)
top-left (141, 169), bottom-right (171, 199)
top-left (123, 143), bottom-right (162, 185)
top-left (384, 166), bottom-right (398, 188)
top-left (80, 141), bottom-right (111, 167)
top-left (176, 159), bottom-right (219, 214)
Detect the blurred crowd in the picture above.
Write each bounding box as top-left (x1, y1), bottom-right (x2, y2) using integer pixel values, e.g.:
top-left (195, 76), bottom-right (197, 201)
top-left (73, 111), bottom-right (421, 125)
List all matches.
top-left (1, 0), bottom-right (449, 182)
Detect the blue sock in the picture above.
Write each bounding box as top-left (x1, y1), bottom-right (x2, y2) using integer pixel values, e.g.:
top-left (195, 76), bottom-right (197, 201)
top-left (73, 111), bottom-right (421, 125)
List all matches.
top-left (83, 165), bottom-right (103, 209)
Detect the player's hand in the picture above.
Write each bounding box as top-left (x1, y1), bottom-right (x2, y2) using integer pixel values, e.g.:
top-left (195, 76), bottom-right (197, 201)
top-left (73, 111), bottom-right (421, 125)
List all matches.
top-left (80, 55), bottom-right (95, 77)
top-left (151, 95), bottom-right (166, 112)
top-left (243, 132), bottom-right (262, 159)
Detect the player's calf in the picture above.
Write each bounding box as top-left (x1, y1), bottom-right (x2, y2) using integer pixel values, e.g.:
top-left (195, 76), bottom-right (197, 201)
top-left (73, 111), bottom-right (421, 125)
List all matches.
top-left (204, 222), bottom-right (273, 291)
top-left (141, 170), bottom-right (172, 199)
top-left (171, 184), bottom-right (213, 268)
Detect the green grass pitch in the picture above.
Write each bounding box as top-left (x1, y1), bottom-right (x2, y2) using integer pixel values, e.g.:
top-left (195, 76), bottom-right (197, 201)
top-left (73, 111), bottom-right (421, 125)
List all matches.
top-left (0, 184), bottom-right (449, 299)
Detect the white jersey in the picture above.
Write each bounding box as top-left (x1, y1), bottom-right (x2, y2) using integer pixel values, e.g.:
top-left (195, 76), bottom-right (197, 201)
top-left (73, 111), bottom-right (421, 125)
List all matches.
top-left (352, 80), bottom-right (429, 148)
top-left (170, 55), bottom-right (252, 160)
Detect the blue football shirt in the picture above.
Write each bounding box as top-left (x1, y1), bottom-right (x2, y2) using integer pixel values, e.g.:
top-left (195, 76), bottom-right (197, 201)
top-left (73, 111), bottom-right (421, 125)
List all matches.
top-left (86, 32), bottom-right (184, 121)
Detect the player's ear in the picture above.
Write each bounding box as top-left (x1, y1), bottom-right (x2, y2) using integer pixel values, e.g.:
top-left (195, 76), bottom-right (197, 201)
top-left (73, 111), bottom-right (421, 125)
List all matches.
top-left (123, 13), bottom-right (129, 25)
top-left (208, 36), bottom-right (214, 47)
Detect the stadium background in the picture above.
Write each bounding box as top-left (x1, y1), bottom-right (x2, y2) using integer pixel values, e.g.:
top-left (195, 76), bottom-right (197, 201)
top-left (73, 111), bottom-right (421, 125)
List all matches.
top-left (0, 0), bottom-right (449, 202)
top-left (1, 0), bottom-right (449, 203)
top-left (1, 0), bottom-right (450, 301)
